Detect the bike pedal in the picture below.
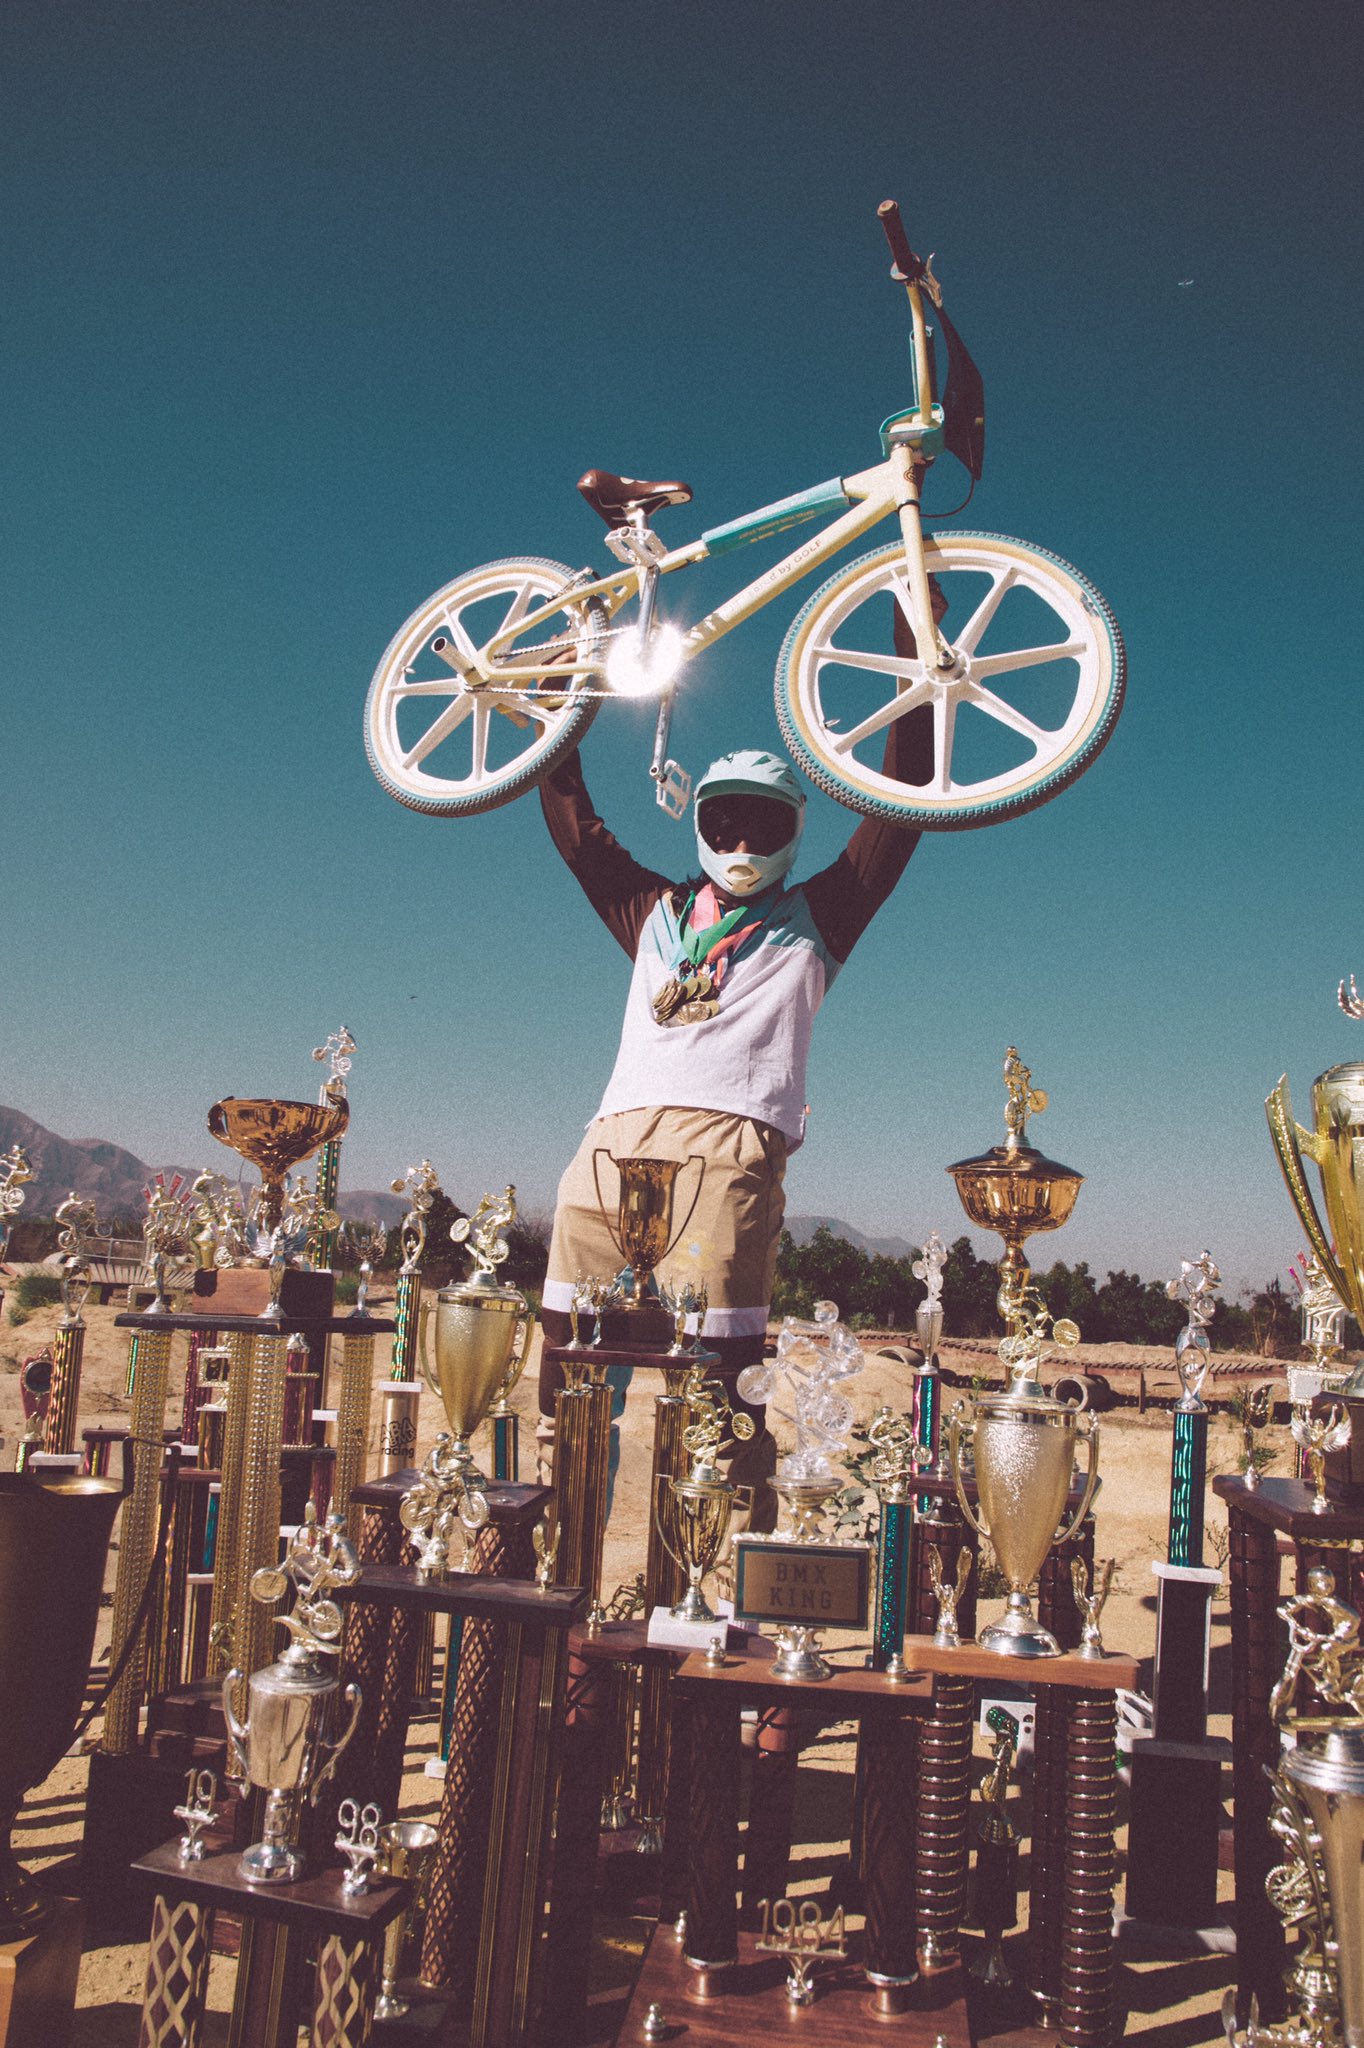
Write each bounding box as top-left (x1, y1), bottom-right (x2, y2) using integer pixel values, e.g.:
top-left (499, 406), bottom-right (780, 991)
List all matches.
top-left (654, 759), bottom-right (692, 818)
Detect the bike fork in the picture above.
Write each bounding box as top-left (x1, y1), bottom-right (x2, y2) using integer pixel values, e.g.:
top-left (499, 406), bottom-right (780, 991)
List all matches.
top-left (632, 562), bottom-right (692, 817)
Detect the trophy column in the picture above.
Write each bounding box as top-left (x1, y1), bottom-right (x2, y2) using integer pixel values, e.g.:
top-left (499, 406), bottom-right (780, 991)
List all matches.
top-left (910, 1493), bottom-right (977, 1969)
top-left (206, 1330), bottom-right (256, 1662)
top-left (1026, 1518), bottom-right (1094, 2016)
top-left (103, 1321), bottom-right (177, 1754)
top-left (418, 1491), bottom-right (551, 2004)
top-left (332, 1321), bottom-right (378, 1531)
top-left (45, 1316), bottom-right (87, 1456)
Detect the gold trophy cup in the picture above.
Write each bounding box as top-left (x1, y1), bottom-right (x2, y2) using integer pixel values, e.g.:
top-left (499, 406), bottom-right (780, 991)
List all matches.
top-left (207, 1096), bottom-right (350, 1233)
top-left (402, 1190), bottom-right (532, 1576)
top-left (656, 1387), bottom-right (740, 1627)
top-left (1268, 1061), bottom-right (1364, 1401)
top-left (947, 1048), bottom-right (1083, 1304)
top-left (0, 1462), bottom-right (130, 1935)
top-left (949, 1303), bottom-right (1100, 1658)
top-left (592, 1152), bottom-right (704, 1308)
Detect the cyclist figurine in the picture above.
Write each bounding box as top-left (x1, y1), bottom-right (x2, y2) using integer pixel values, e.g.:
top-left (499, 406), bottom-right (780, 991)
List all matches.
top-left (535, 596), bottom-right (945, 1525)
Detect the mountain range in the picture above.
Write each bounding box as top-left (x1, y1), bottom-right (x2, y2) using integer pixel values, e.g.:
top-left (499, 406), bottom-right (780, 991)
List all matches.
top-left (783, 1215), bottom-right (915, 1258)
top-left (0, 1107), bottom-right (908, 1251)
top-left (0, 1106), bottom-right (405, 1229)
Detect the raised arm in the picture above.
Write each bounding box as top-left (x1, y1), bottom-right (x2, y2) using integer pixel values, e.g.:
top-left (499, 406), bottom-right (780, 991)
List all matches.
top-left (538, 748), bottom-right (672, 958)
top-left (802, 603), bottom-right (935, 963)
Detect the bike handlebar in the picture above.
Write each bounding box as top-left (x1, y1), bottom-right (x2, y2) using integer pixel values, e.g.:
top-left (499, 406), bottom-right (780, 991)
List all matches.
top-left (877, 199), bottom-right (926, 284)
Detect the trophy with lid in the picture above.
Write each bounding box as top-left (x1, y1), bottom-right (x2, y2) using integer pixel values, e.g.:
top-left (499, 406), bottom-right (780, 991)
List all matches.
top-left (1267, 982), bottom-right (1364, 1496)
top-left (223, 1503), bottom-right (362, 1883)
top-left (401, 1188), bottom-right (533, 1577)
top-left (946, 1050), bottom-right (1100, 1657)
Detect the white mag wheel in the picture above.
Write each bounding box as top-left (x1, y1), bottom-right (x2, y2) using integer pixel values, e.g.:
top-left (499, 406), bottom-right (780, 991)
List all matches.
top-left (775, 535), bottom-right (1125, 827)
top-left (364, 557), bottom-right (606, 816)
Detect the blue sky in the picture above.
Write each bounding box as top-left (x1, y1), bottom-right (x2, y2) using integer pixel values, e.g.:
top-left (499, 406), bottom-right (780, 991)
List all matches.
top-left (2, 2), bottom-right (1360, 1295)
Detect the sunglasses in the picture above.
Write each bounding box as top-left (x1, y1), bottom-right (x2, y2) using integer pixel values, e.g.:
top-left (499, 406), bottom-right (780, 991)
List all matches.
top-left (697, 794), bottom-right (798, 856)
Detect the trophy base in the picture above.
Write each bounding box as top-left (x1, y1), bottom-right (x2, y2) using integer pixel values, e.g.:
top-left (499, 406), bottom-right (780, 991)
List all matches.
top-left (238, 1842), bottom-right (303, 1886)
top-left (979, 1610), bottom-right (1061, 1659)
top-left (646, 1604), bottom-right (734, 1651)
top-left (192, 1267), bottom-right (335, 1319)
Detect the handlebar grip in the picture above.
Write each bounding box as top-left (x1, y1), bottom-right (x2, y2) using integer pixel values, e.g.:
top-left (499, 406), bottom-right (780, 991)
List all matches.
top-left (877, 199), bottom-right (925, 283)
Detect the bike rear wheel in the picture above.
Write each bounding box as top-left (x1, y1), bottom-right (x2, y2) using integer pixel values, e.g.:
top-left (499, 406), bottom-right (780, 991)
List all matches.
top-left (364, 557), bottom-right (605, 816)
top-left (774, 535), bottom-right (1124, 828)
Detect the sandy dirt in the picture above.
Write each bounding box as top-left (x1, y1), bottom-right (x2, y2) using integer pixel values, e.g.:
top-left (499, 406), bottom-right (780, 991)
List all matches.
top-left (0, 1297), bottom-right (1290, 2044)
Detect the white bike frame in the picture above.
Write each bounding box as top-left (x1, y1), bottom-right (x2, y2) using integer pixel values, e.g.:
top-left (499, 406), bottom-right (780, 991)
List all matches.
top-left (458, 254), bottom-right (948, 684)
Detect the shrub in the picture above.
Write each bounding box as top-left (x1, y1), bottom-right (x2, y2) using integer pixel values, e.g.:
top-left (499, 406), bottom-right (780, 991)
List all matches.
top-left (11, 1272), bottom-right (63, 1311)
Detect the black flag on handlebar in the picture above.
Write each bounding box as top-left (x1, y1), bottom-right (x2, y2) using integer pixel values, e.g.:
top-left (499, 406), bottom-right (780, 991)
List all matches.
top-left (937, 300), bottom-right (986, 482)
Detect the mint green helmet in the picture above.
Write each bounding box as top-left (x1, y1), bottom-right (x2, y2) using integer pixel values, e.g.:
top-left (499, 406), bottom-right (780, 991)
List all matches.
top-left (693, 749), bottom-right (805, 897)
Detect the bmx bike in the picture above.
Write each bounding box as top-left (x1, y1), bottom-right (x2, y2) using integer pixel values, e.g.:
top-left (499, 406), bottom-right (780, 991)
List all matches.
top-left (364, 202), bottom-right (1124, 829)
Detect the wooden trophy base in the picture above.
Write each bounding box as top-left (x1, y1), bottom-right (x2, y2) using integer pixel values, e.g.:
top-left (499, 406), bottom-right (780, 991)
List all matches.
top-left (0, 1897), bottom-right (83, 2048)
top-left (191, 1265), bottom-right (335, 1317)
top-left (619, 1924), bottom-right (971, 2045)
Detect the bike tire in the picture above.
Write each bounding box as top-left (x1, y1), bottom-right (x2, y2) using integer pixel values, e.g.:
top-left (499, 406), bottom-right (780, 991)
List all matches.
top-left (364, 556), bottom-right (604, 817)
top-left (774, 534), bottom-right (1125, 829)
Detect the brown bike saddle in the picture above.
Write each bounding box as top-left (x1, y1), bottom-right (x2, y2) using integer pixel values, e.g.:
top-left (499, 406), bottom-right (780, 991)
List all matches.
top-left (577, 469), bottom-right (694, 527)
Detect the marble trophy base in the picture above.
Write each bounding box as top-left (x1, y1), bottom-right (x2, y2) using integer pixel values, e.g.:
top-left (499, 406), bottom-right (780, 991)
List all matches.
top-left (647, 1601), bottom-right (735, 1652)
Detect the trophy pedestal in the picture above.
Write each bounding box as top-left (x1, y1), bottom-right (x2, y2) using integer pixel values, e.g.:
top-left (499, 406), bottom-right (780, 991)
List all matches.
top-left (190, 1266), bottom-right (336, 1318)
top-left (646, 1603), bottom-right (735, 1651)
top-left (618, 1924), bottom-right (971, 2045)
top-left (0, 1897), bottom-right (83, 2048)
top-left (1213, 1474), bottom-right (1364, 2023)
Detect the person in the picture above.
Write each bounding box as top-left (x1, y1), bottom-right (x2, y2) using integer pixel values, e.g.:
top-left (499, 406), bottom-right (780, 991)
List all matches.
top-left (535, 594), bottom-right (945, 1520)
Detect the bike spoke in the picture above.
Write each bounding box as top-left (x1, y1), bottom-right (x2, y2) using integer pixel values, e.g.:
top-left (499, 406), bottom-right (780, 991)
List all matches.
top-left (496, 581), bottom-right (542, 641)
top-left (437, 608), bottom-right (482, 673)
top-left (402, 690), bottom-right (474, 771)
top-left (468, 700), bottom-right (492, 787)
top-left (827, 679), bottom-right (935, 755)
top-left (811, 641), bottom-right (920, 682)
top-left (963, 683), bottom-right (1048, 749)
top-left (933, 693), bottom-right (959, 793)
top-left (950, 566), bottom-right (1017, 656)
top-left (392, 676), bottom-right (464, 697)
top-left (970, 639), bottom-right (1084, 679)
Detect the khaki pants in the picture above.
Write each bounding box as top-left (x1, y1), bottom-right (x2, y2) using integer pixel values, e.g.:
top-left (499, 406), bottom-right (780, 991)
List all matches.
top-left (542, 1105), bottom-right (788, 1337)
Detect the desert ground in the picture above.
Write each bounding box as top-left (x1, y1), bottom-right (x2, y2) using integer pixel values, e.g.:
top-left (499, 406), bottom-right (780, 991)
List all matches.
top-left (0, 1295), bottom-right (1296, 2045)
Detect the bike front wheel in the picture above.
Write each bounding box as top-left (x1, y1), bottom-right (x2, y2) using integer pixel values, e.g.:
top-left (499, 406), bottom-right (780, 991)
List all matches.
top-left (774, 535), bottom-right (1124, 828)
top-left (364, 557), bottom-right (605, 816)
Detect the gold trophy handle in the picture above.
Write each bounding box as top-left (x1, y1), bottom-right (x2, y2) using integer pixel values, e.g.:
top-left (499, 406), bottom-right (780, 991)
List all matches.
top-left (310, 1680), bottom-right (363, 1805)
top-left (653, 1472), bottom-right (689, 1577)
top-left (1266, 1078), bottom-right (1352, 1306)
top-left (1055, 1414), bottom-right (1102, 1547)
top-left (417, 1293), bottom-right (436, 1397)
top-left (222, 1667), bottom-right (250, 1783)
top-left (948, 1410), bottom-right (989, 1541)
top-left (591, 1150), bottom-right (630, 1269)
